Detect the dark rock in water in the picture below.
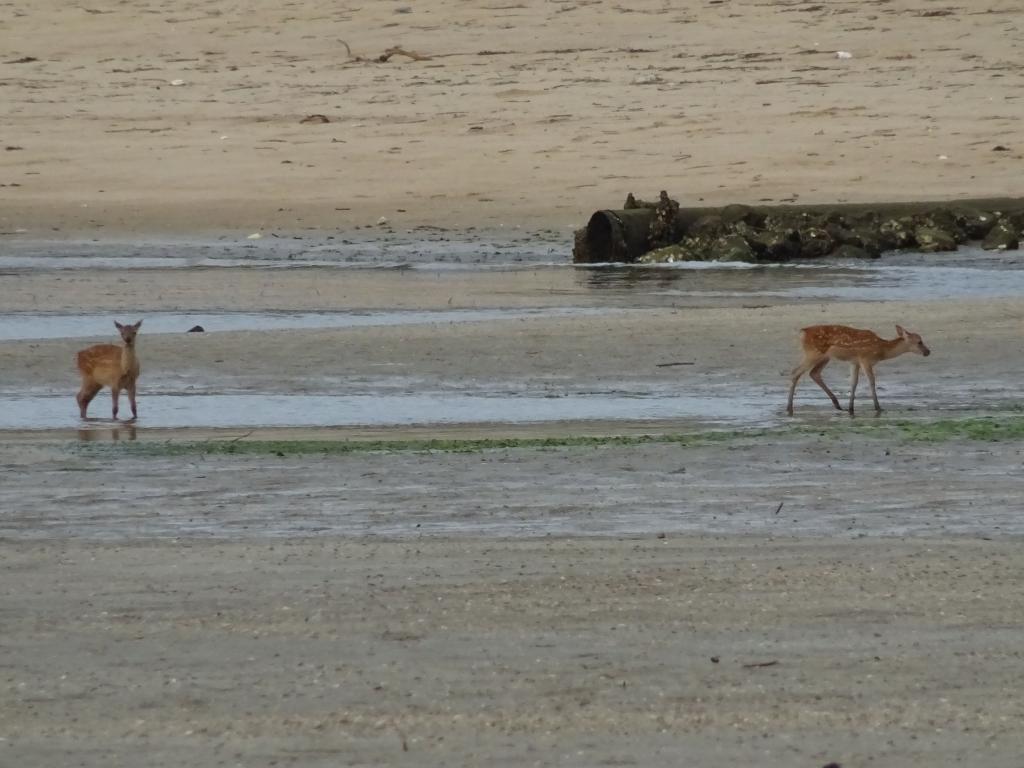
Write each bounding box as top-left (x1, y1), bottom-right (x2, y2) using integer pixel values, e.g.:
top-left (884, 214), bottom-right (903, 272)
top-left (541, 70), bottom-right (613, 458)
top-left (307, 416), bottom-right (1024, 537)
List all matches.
top-left (1005, 209), bottom-right (1024, 232)
top-left (851, 228), bottom-right (884, 259)
top-left (878, 217), bottom-right (917, 249)
top-left (797, 226), bottom-right (834, 258)
top-left (919, 208), bottom-right (967, 243)
top-left (954, 208), bottom-right (997, 240)
top-left (574, 193), bottom-right (1024, 263)
top-left (572, 227), bottom-right (589, 261)
top-left (648, 190), bottom-right (682, 249)
top-left (637, 243), bottom-right (688, 264)
top-left (914, 226), bottom-right (958, 253)
top-left (640, 231), bottom-right (756, 263)
top-left (743, 225), bottom-right (801, 261)
top-left (708, 233), bottom-right (757, 263)
top-left (187, 325), bottom-right (205, 333)
top-left (826, 223), bottom-right (861, 247)
top-left (981, 218), bottom-right (1020, 251)
top-left (832, 244), bottom-right (876, 260)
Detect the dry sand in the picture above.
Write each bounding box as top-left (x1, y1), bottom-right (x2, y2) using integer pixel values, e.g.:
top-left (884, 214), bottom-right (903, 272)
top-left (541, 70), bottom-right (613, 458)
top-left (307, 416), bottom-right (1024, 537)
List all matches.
top-left (3, 2), bottom-right (1024, 766)
top-left (2, 0), bottom-right (1023, 235)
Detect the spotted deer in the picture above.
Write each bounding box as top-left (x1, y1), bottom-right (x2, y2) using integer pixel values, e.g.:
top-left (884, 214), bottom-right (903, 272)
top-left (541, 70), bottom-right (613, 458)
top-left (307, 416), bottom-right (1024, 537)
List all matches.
top-left (786, 324), bottom-right (930, 416)
top-left (76, 320), bottom-right (143, 420)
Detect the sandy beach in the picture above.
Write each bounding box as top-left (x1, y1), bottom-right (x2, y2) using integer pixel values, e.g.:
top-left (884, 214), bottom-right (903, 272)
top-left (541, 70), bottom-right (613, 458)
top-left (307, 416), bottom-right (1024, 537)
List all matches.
top-left (3, 2), bottom-right (1024, 766)
top-left (3, 0), bottom-right (1023, 235)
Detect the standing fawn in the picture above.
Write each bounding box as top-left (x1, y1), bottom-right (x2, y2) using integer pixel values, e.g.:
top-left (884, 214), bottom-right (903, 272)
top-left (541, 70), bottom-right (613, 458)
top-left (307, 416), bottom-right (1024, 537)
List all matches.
top-left (786, 324), bottom-right (930, 416)
top-left (76, 320), bottom-right (143, 420)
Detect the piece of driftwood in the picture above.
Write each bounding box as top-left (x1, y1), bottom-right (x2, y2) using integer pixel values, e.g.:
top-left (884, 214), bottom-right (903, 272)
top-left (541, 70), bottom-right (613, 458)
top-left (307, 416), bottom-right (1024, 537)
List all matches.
top-left (341, 40), bottom-right (432, 63)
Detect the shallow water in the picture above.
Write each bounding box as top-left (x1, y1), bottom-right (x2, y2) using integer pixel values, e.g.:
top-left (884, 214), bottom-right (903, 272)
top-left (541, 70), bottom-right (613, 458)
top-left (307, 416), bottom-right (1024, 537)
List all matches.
top-left (5, 391), bottom-right (773, 430)
top-left (579, 248), bottom-right (1024, 302)
top-left (3, 237), bottom-right (1022, 435)
top-left (5, 378), bottom-right (1015, 432)
top-left (0, 231), bottom-right (562, 270)
top-left (4, 238), bottom-right (1024, 305)
top-left (0, 307), bottom-right (613, 341)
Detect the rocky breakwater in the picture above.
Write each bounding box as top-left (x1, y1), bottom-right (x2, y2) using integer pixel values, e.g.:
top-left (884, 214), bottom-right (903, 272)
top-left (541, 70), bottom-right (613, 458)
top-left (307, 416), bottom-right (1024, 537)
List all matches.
top-left (572, 192), bottom-right (1024, 264)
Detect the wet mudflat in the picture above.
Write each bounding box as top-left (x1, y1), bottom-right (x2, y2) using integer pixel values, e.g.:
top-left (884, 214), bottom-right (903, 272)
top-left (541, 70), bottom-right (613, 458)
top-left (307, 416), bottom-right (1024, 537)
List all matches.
top-left (3, 237), bottom-right (1024, 768)
top-left (2, 426), bottom-right (1022, 540)
top-left (5, 532), bottom-right (1024, 767)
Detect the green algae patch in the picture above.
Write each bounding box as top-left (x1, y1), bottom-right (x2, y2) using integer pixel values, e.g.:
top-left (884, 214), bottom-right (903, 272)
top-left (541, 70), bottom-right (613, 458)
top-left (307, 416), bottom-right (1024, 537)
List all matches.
top-left (67, 412), bottom-right (1024, 459)
top-left (857, 415), bottom-right (1024, 443)
top-left (82, 430), bottom-right (764, 458)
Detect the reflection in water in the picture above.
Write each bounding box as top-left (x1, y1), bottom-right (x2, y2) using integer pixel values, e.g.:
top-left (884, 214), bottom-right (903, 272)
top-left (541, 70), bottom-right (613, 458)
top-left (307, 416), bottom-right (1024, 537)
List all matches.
top-left (579, 265), bottom-right (729, 289)
top-left (8, 392), bottom-right (772, 430)
top-left (576, 258), bottom-right (1024, 302)
top-left (77, 424), bottom-right (138, 442)
top-left (577, 262), bottom-right (851, 299)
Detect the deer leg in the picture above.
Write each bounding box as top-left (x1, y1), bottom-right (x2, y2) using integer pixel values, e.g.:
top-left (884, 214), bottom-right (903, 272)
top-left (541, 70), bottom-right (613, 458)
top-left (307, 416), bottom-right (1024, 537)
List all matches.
top-left (76, 381), bottom-right (102, 419)
top-left (127, 382), bottom-right (138, 420)
top-left (864, 364), bottom-right (882, 413)
top-left (787, 355), bottom-right (824, 416)
top-left (848, 364), bottom-right (860, 415)
top-left (111, 386), bottom-right (121, 420)
top-left (809, 359), bottom-right (841, 411)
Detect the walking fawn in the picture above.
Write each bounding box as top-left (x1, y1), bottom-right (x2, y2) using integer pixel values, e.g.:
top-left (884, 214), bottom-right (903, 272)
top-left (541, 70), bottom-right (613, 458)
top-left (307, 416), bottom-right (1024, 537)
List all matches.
top-left (786, 324), bottom-right (930, 416)
top-left (76, 320), bottom-right (143, 420)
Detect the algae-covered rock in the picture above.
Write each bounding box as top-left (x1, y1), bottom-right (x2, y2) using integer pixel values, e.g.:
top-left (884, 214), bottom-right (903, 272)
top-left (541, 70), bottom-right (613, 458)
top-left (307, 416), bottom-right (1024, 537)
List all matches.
top-left (919, 208), bottom-right (967, 243)
top-left (914, 226), bottom-right (958, 252)
top-left (636, 243), bottom-right (689, 264)
top-left (1004, 209), bottom-right (1024, 232)
top-left (981, 218), bottom-right (1020, 251)
top-left (708, 233), bottom-right (757, 263)
top-left (832, 244), bottom-right (876, 260)
top-left (638, 231), bottom-right (716, 262)
top-left (797, 227), bottom-right (835, 259)
top-left (826, 224), bottom-right (861, 247)
top-left (851, 228), bottom-right (884, 259)
top-left (954, 208), bottom-right (997, 240)
top-left (648, 190), bottom-right (682, 249)
top-left (879, 218), bottom-right (917, 249)
top-left (743, 226), bottom-right (801, 261)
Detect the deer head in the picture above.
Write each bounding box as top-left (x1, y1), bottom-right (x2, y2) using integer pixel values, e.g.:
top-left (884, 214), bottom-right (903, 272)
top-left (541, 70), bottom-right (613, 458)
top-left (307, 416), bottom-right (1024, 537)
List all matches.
top-left (115, 320), bottom-right (143, 346)
top-left (895, 324), bottom-right (930, 356)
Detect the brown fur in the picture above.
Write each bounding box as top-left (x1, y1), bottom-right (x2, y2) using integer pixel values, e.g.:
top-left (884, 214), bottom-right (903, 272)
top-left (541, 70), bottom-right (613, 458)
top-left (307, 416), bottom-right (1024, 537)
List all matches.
top-left (76, 320), bottom-right (142, 419)
top-left (786, 323), bottom-right (930, 416)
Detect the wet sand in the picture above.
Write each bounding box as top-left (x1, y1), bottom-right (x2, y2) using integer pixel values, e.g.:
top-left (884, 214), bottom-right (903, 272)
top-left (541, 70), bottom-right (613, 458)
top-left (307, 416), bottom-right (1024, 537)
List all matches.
top-left (0, 267), bottom-right (1020, 414)
top-left (6, 536), bottom-right (1024, 766)
top-left (2, 261), bottom-right (1024, 764)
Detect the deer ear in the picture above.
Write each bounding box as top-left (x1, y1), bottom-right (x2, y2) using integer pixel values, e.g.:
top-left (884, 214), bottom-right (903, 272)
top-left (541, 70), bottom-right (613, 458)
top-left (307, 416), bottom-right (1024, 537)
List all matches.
top-left (895, 324), bottom-right (906, 337)
top-left (114, 321), bottom-right (124, 330)
top-left (134, 320), bottom-right (143, 329)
